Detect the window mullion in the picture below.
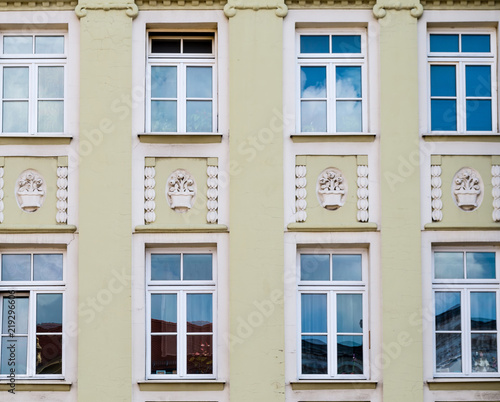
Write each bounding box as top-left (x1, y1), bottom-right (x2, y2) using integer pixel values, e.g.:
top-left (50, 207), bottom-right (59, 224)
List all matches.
top-left (462, 289), bottom-right (469, 375)
top-left (179, 63), bottom-right (186, 133)
top-left (330, 290), bottom-right (335, 377)
top-left (329, 63), bottom-right (335, 134)
top-left (179, 290), bottom-right (186, 377)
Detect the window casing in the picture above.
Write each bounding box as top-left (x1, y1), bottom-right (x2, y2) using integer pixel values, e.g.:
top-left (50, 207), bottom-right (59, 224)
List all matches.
top-left (296, 29), bottom-right (367, 134)
top-left (297, 250), bottom-right (368, 379)
top-left (146, 249), bottom-right (217, 379)
top-left (427, 29), bottom-right (497, 133)
top-left (0, 251), bottom-right (65, 378)
top-left (432, 249), bottom-right (499, 377)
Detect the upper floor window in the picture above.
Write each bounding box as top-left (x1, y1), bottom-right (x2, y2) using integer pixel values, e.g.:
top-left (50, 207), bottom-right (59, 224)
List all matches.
top-left (0, 34), bottom-right (66, 135)
top-left (296, 30), bottom-right (367, 133)
top-left (146, 32), bottom-right (217, 134)
top-left (428, 30), bottom-right (497, 133)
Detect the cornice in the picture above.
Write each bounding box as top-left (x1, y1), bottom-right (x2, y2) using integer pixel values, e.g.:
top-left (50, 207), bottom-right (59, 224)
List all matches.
top-left (0, 0), bottom-right (76, 9)
top-left (285, 0), bottom-right (374, 8)
top-left (224, 0), bottom-right (288, 17)
top-left (136, 0), bottom-right (225, 8)
top-left (75, 2), bottom-right (139, 17)
top-left (420, 0), bottom-right (499, 8)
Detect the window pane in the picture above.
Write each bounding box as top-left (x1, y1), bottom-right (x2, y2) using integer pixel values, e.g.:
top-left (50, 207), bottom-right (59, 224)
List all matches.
top-left (3, 67), bottom-right (29, 99)
top-left (187, 334), bottom-right (213, 374)
top-left (436, 333), bottom-right (462, 373)
top-left (187, 67), bottom-right (212, 98)
top-left (430, 34), bottom-right (459, 52)
top-left (300, 35), bottom-right (329, 54)
top-left (1, 337), bottom-right (27, 374)
top-left (332, 35), bottom-right (361, 53)
top-left (2, 102), bottom-right (28, 133)
top-left (151, 335), bottom-right (177, 374)
top-left (434, 252), bottom-right (464, 279)
top-left (187, 293), bottom-right (212, 333)
top-left (430, 65), bottom-right (456, 97)
top-left (36, 334), bottom-right (62, 374)
top-left (38, 67), bottom-right (64, 99)
top-left (301, 101), bottom-right (326, 132)
top-left (151, 100), bottom-right (177, 132)
top-left (183, 254), bottom-right (212, 281)
top-left (466, 100), bottom-right (492, 131)
top-left (471, 292), bottom-right (496, 331)
top-left (2, 297), bottom-right (28, 334)
top-left (467, 252), bottom-right (496, 279)
top-left (151, 254), bottom-right (180, 280)
top-left (35, 36), bottom-right (64, 54)
top-left (471, 334), bottom-right (497, 373)
top-left (466, 65), bottom-right (491, 97)
top-left (337, 335), bottom-right (363, 374)
top-left (301, 335), bottom-right (327, 374)
top-left (300, 66), bottom-right (326, 98)
top-left (151, 294), bottom-right (177, 333)
top-left (301, 293), bottom-right (327, 333)
top-left (151, 66), bottom-right (177, 99)
top-left (3, 36), bottom-right (32, 54)
top-left (337, 294), bottom-right (363, 333)
top-left (462, 35), bottom-right (490, 53)
top-left (186, 100), bottom-right (212, 132)
top-left (38, 101), bottom-right (64, 133)
top-left (435, 292), bottom-right (461, 331)
top-left (336, 101), bottom-right (362, 132)
top-left (151, 39), bottom-right (180, 54)
top-left (300, 254), bottom-right (329, 281)
top-left (336, 66), bottom-right (361, 98)
top-left (36, 294), bottom-right (62, 333)
top-left (332, 254), bottom-right (362, 281)
top-left (33, 254), bottom-right (63, 281)
top-left (2, 254), bottom-right (31, 281)
top-left (184, 39), bottom-right (212, 54)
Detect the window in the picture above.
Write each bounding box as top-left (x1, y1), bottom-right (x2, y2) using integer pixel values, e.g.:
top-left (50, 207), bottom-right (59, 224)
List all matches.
top-left (298, 250), bottom-right (368, 378)
top-left (296, 30), bottom-right (367, 133)
top-left (146, 249), bottom-right (216, 378)
top-left (146, 33), bottom-right (217, 133)
top-left (0, 252), bottom-right (64, 377)
top-left (0, 33), bottom-right (66, 135)
top-left (428, 30), bottom-right (496, 133)
top-left (433, 249), bottom-right (499, 376)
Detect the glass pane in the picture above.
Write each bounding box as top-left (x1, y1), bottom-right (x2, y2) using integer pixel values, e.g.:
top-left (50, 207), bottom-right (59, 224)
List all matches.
top-left (336, 66), bottom-right (361, 98)
top-left (471, 334), bottom-right (497, 373)
top-left (435, 292), bottom-right (461, 331)
top-left (466, 100), bottom-right (492, 131)
top-left (332, 254), bottom-right (362, 281)
top-left (301, 101), bottom-right (326, 132)
top-left (471, 292), bottom-right (496, 331)
top-left (301, 293), bottom-right (327, 333)
top-left (430, 34), bottom-right (459, 52)
top-left (1, 337), bottom-right (27, 374)
top-left (151, 294), bottom-right (177, 333)
top-left (187, 294), bottom-right (212, 333)
top-left (300, 35), bottom-right (329, 53)
top-left (151, 100), bottom-right (176, 132)
top-left (300, 66), bottom-right (326, 98)
top-left (2, 254), bottom-right (31, 281)
top-left (33, 254), bottom-right (63, 281)
top-left (151, 254), bottom-right (180, 281)
top-left (337, 335), bottom-right (363, 374)
top-left (434, 252), bottom-right (463, 279)
top-left (2, 102), bottom-right (28, 133)
top-left (38, 67), bottom-right (64, 98)
top-left (36, 334), bottom-right (62, 374)
top-left (151, 66), bottom-right (177, 99)
top-left (3, 67), bottom-right (29, 99)
top-left (337, 294), bottom-right (363, 333)
top-left (430, 65), bottom-right (456, 97)
top-left (336, 101), bottom-right (362, 132)
top-left (187, 334), bottom-right (213, 374)
top-left (184, 39), bottom-right (212, 54)
top-left (3, 36), bottom-right (32, 54)
top-left (467, 252), bottom-right (496, 279)
top-left (2, 297), bottom-right (29, 334)
top-left (187, 67), bottom-right (212, 98)
top-left (183, 254), bottom-right (212, 281)
top-left (300, 254), bottom-right (329, 281)
top-left (35, 36), bottom-right (64, 54)
top-left (38, 101), bottom-right (64, 133)
top-left (151, 39), bottom-right (180, 54)
top-left (332, 35), bottom-right (361, 53)
top-left (466, 65), bottom-right (491, 97)
top-left (436, 333), bottom-right (462, 373)
top-left (462, 35), bottom-right (490, 53)
top-left (151, 335), bottom-right (177, 374)
top-left (302, 335), bottom-right (327, 374)
top-left (36, 294), bottom-right (62, 333)
top-left (186, 100), bottom-right (212, 132)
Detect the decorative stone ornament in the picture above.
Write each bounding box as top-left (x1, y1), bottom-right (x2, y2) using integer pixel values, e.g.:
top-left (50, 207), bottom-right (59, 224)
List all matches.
top-left (356, 165), bottom-right (369, 222)
top-left (144, 167), bottom-right (156, 224)
top-left (166, 169), bottom-right (196, 213)
top-left (56, 167), bottom-right (68, 224)
top-left (317, 168), bottom-right (347, 210)
top-left (16, 169), bottom-right (46, 213)
top-left (295, 165), bottom-right (307, 222)
top-left (431, 165), bottom-right (443, 222)
top-left (492, 165), bottom-right (500, 222)
top-left (206, 165), bottom-right (219, 224)
top-left (452, 167), bottom-right (483, 212)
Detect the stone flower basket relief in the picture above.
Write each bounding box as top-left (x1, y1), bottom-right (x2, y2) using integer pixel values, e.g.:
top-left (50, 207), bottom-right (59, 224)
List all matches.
top-left (16, 170), bottom-right (46, 212)
top-left (166, 169), bottom-right (196, 213)
top-left (317, 168), bottom-right (346, 210)
top-left (453, 168), bottom-right (482, 211)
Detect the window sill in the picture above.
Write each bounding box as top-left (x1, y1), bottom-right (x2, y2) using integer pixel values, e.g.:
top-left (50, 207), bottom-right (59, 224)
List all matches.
top-left (0, 380), bottom-right (72, 392)
top-left (423, 133), bottom-right (500, 142)
top-left (291, 133), bottom-right (376, 143)
top-left (138, 380), bottom-right (225, 391)
top-left (0, 224), bottom-right (77, 234)
top-left (287, 222), bottom-right (378, 232)
top-left (424, 223), bottom-right (500, 231)
top-left (138, 133), bottom-right (223, 144)
top-left (135, 224), bottom-right (228, 233)
top-left (290, 380), bottom-right (377, 390)
top-left (427, 378), bottom-right (500, 391)
top-left (0, 134), bottom-right (72, 145)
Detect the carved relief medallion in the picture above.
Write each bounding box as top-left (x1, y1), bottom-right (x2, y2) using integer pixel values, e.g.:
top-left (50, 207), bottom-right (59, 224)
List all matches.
top-left (316, 167), bottom-right (347, 210)
top-left (16, 169), bottom-right (46, 213)
top-left (452, 167), bottom-right (483, 212)
top-left (166, 169), bottom-right (196, 213)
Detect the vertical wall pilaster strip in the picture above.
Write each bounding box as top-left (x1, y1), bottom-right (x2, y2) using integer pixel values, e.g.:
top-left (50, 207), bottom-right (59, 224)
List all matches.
top-left (0, 157), bottom-right (5, 224)
top-left (356, 158), bottom-right (369, 222)
top-left (295, 164), bottom-right (307, 222)
top-left (207, 158), bottom-right (219, 224)
top-left (144, 158), bottom-right (156, 224)
top-left (492, 164), bottom-right (500, 222)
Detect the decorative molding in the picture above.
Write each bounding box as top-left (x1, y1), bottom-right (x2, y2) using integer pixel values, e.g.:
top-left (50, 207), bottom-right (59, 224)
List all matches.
top-left (452, 167), bottom-right (483, 212)
top-left (16, 170), bottom-right (46, 213)
top-left (56, 166), bottom-right (68, 224)
top-left (420, 0), bottom-right (498, 8)
top-left (357, 165), bottom-right (369, 222)
top-left (373, 2), bottom-right (423, 18)
top-left (75, 2), bottom-right (139, 18)
top-left (286, 0), bottom-right (374, 7)
top-left (295, 165), bottom-right (307, 223)
top-left (166, 169), bottom-right (196, 213)
top-left (492, 165), bottom-right (500, 222)
top-left (431, 165), bottom-right (443, 222)
top-left (144, 167), bottom-right (156, 224)
top-left (206, 165), bottom-right (219, 224)
top-left (224, 0), bottom-right (287, 17)
top-left (0, 167), bottom-right (4, 224)
top-left (317, 167), bottom-right (347, 210)
top-left (0, 0), bottom-right (76, 9)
